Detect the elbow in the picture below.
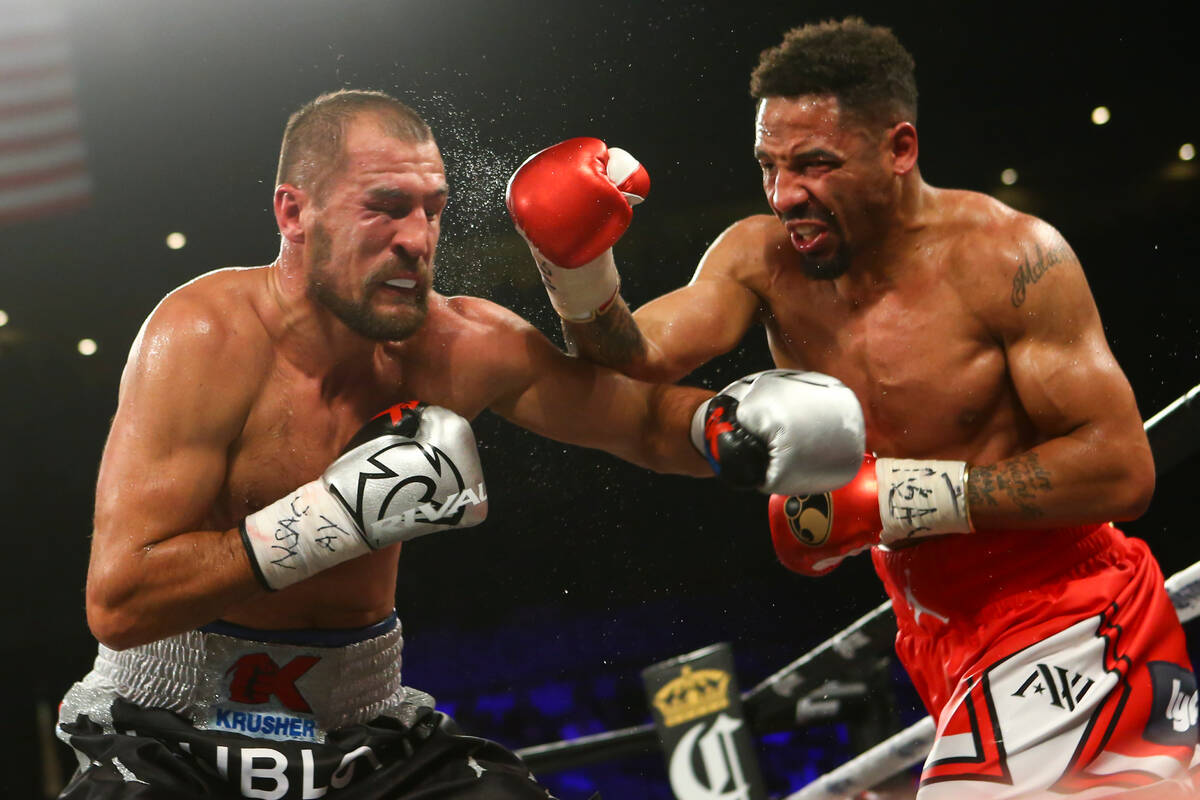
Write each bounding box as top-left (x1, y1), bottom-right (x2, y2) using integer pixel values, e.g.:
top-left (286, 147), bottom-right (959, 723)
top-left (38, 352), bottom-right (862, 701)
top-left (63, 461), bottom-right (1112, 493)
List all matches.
top-left (1111, 448), bottom-right (1156, 522)
top-left (628, 362), bottom-right (690, 385)
top-left (85, 569), bottom-right (147, 651)
top-left (86, 602), bottom-right (141, 651)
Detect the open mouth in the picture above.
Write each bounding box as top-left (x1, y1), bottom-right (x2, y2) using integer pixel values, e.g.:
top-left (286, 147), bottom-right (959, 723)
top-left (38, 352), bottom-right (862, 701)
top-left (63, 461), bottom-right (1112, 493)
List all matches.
top-left (787, 222), bottom-right (832, 253)
top-left (384, 277), bottom-right (418, 290)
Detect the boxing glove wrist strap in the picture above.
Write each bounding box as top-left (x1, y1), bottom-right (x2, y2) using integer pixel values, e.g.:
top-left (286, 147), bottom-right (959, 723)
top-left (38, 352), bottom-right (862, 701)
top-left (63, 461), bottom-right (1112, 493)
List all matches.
top-left (240, 480), bottom-right (369, 591)
top-left (530, 247), bottom-right (621, 322)
top-left (876, 458), bottom-right (973, 545)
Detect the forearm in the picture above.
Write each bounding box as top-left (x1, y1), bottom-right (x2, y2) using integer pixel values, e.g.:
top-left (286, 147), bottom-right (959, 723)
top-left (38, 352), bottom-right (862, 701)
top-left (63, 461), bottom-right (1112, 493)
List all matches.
top-left (561, 297), bottom-right (683, 383)
top-left (965, 430), bottom-right (1155, 530)
top-left (636, 383), bottom-right (714, 477)
top-left (86, 526), bottom-right (263, 650)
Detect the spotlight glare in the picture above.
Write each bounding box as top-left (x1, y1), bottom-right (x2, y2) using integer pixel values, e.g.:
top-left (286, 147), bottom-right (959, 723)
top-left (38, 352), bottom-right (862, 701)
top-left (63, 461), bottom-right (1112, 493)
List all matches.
top-left (1000, 168), bottom-right (1019, 186)
top-left (78, 338), bottom-right (98, 356)
top-left (0, 309), bottom-right (7, 327)
top-left (1091, 106), bottom-right (1111, 125)
top-left (166, 232), bottom-right (187, 250)
top-left (1180, 143), bottom-right (1196, 162)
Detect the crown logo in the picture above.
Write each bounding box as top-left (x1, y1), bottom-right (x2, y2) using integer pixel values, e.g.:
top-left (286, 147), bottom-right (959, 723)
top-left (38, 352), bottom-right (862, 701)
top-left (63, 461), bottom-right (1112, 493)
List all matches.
top-left (652, 665), bottom-right (731, 727)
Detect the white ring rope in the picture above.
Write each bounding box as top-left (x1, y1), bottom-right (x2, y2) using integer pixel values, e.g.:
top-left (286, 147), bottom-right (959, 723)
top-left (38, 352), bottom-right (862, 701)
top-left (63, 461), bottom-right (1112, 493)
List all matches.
top-left (783, 559), bottom-right (1200, 800)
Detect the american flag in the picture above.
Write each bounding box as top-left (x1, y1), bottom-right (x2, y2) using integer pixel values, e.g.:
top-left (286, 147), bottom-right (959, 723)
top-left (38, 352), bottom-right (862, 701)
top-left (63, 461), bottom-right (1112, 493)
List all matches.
top-left (0, 0), bottom-right (90, 225)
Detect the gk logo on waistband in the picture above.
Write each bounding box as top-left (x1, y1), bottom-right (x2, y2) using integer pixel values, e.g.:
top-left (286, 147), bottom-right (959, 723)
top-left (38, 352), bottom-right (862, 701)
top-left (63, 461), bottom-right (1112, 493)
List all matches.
top-left (226, 653), bottom-right (320, 712)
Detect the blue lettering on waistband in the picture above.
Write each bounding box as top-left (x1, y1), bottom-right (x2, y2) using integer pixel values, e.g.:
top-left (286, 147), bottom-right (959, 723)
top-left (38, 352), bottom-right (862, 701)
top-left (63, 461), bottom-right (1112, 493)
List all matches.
top-left (209, 708), bottom-right (319, 742)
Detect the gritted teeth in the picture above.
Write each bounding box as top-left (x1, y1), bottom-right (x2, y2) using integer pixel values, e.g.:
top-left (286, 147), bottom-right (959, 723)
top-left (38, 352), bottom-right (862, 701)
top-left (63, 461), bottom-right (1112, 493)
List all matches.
top-left (385, 278), bottom-right (417, 289)
top-left (791, 223), bottom-right (824, 241)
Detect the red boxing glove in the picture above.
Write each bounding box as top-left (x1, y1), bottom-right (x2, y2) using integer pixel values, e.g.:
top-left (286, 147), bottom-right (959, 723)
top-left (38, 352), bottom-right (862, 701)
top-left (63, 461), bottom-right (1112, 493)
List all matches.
top-left (769, 453), bottom-right (881, 576)
top-left (769, 452), bottom-right (975, 575)
top-left (506, 137), bottom-right (649, 321)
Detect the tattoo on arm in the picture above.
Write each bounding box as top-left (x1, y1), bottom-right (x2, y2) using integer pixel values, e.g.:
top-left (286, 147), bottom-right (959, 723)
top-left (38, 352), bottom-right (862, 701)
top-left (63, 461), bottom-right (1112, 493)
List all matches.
top-left (1011, 242), bottom-right (1072, 307)
top-left (561, 300), bottom-right (648, 367)
top-left (967, 452), bottom-right (1053, 519)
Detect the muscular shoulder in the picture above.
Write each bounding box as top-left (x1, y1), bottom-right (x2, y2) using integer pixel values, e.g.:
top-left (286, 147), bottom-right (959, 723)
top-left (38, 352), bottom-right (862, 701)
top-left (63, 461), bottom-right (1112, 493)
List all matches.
top-left (420, 293), bottom-right (569, 409)
top-left (937, 190), bottom-right (1087, 334)
top-left (694, 214), bottom-right (788, 283)
top-left (126, 267), bottom-right (272, 400)
top-left (442, 293), bottom-right (530, 331)
top-left (422, 293), bottom-right (545, 364)
top-left (938, 190), bottom-right (1063, 275)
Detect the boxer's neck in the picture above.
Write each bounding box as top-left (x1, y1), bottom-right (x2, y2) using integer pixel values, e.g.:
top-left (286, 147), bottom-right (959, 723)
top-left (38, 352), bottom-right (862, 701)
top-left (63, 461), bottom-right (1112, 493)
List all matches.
top-left (831, 174), bottom-right (937, 299)
top-left (264, 256), bottom-right (381, 375)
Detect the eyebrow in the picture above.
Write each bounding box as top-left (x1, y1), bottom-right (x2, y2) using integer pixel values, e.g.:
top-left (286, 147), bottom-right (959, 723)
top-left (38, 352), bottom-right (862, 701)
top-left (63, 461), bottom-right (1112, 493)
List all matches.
top-left (365, 184), bottom-right (449, 203)
top-left (754, 147), bottom-right (842, 162)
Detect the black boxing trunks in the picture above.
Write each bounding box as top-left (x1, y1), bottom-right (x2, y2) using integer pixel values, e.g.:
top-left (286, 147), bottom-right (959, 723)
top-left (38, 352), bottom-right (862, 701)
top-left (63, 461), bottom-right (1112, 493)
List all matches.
top-left (873, 524), bottom-right (1199, 798)
top-left (55, 614), bottom-right (556, 799)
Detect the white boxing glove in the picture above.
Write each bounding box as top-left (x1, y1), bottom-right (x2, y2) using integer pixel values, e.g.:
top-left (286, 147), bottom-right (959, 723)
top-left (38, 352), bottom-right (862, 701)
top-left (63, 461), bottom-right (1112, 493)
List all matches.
top-left (241, 402), bottom-right (488, 590)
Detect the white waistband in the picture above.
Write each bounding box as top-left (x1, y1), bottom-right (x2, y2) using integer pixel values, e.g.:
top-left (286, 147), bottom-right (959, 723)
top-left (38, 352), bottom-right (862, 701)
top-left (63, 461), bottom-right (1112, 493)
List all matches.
top-left (60, 618), bottom-right (433, 741)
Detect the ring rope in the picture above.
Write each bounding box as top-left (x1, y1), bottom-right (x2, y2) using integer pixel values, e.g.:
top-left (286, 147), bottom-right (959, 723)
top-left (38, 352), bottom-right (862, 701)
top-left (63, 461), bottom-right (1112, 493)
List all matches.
top-left (514, 382), bottom-right (1200, 779)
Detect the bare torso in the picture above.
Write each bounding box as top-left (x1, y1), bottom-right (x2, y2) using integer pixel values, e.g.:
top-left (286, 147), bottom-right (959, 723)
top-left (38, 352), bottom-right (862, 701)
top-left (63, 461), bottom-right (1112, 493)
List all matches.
top-left (738, 188), bottom-right (1039, 464)
top-left (179, 268), bottom-right (511, 630)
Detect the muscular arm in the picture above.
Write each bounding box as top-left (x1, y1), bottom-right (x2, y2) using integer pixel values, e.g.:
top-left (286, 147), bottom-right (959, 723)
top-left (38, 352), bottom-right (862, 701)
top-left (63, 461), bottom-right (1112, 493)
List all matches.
top-left (474, 302), bottom-right (713, 476)
top-left (562, 219), bottom-right (765, 383)
top-left (965, 221), bottom-right (1154, 529)
top-left (86, 291), bottom-right (266, 649)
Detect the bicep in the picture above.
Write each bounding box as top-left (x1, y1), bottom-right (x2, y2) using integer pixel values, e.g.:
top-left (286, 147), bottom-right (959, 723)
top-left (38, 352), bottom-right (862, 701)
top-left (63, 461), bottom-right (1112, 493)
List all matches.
top-left (91, 307), bottom-right (253, 563)
top-left (487, 322), bottom-right (707, 471)
top-left (999, 234), bottom-right (1142, 442)
top-left (631, 275), bottom-right (760, 381)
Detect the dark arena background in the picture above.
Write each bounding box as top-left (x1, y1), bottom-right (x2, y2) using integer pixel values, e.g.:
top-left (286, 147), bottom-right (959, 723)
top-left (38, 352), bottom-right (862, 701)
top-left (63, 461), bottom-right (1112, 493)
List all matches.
top-left (1, 1), bottom-right (1197, 797)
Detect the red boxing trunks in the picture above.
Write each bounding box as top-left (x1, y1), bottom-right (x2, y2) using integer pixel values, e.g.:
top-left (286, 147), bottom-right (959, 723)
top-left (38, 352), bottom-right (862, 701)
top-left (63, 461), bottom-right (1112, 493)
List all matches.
top-left (873, 524), bottom-right (1198, 798)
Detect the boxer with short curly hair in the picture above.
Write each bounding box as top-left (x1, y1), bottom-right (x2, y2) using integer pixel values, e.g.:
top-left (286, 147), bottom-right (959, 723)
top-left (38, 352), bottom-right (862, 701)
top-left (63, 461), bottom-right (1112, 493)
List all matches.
top-left (54, 89), bottom-right (865, 799)
top-left (509, 18), bottom-right (1199, 798)
top-left (751, 16), bottom-right (917, 129)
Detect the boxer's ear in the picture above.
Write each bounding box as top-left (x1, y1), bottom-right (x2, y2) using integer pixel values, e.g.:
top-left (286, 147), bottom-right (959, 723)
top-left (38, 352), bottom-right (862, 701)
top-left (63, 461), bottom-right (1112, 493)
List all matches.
top-left (274, 183), bottom-right (307, 243)
top-left (888, 122), bottom-right (918, 176)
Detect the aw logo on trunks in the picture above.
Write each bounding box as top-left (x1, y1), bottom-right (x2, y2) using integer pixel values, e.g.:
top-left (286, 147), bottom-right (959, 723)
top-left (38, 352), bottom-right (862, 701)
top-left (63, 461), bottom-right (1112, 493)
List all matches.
top-left (1011, 662), bottom-right (1095, 712)
top-left (1145, 661), bottom-right (1199, 745)
top-left (226, 653), bottom-right (320, 712)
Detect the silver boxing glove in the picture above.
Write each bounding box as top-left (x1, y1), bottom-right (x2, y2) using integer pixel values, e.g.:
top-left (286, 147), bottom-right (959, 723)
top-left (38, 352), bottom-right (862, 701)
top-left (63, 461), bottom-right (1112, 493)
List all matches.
top-left (690, 370), bottom-right (865, 495)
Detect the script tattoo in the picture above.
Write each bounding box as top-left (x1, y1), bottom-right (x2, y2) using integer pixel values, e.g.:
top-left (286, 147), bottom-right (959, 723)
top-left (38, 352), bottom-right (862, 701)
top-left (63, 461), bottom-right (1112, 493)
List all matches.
top-left (968, 453), bottom-right (1052, 519)
top-left (1011, 242), bottom-right (1071, 307)
top-left (562, 298), bottom-right (648, 366)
